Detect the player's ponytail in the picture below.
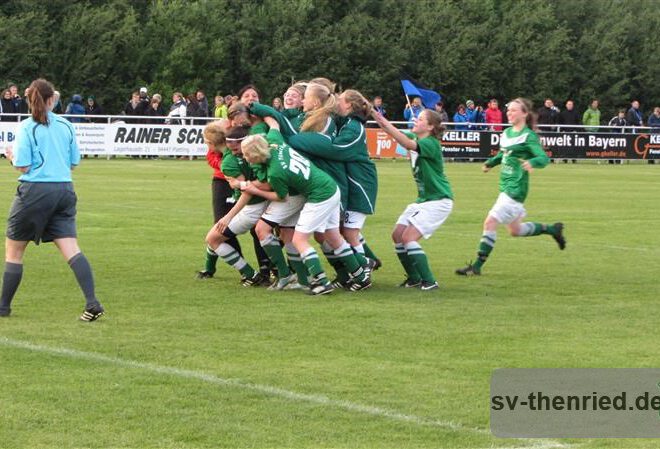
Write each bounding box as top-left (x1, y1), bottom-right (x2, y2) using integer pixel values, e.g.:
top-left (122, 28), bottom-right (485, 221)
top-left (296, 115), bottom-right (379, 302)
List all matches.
top-left (300, 83), bottom-right (337, 133)
top-left (341, 89), bottom-right (372, 121)
top-left (28, 79), bottom-right (54, 125)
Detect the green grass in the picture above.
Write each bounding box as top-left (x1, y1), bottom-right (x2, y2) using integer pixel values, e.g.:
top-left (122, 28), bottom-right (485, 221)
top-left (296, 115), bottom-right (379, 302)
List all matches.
top-left (0, 159), bottom-right (658, 449)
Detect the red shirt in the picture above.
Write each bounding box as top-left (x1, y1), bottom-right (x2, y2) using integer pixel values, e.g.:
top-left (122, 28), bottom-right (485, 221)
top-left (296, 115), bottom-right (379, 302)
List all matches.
top-left (485, 108), bottom-right (504, 131)
top-left (206, 148), bottom-right (225, 179)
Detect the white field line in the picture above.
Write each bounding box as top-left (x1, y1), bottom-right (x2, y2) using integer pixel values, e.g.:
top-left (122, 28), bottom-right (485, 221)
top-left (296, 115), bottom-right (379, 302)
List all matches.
top-left (0, 336), bottom-right (575, 448)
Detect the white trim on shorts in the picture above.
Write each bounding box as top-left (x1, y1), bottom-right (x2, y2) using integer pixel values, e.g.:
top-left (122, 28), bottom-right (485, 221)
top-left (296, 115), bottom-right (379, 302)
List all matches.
top-left (396, 199), bottom-right (453, 239)
top-left (228, 202), bottom-right (269, 235)
top-left (262, 194), bottom-right (305, 227)
top-left (295, 189), bottom-right (341, 234)
top-left (343, 210), bottom-right (367, 229)
top-left (487, 192), bottom-right (526, 225)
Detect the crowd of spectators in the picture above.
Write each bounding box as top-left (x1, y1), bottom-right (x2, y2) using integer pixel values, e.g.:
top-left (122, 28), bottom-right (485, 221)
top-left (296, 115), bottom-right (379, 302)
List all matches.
top-left (2, 82), bottom-right (660, 134)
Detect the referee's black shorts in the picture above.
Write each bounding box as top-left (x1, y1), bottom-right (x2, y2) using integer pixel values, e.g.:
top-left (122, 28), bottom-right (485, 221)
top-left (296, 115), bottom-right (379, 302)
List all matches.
top-left (6, 182), bottom-right (78, 244)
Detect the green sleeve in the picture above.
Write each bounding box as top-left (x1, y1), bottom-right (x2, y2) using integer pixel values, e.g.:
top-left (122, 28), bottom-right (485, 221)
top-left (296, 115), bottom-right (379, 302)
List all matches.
top-left (485, 151), bottom-right (503, 167)
top-left (526, 132), bottom-right (549, 168)
top-left (250, 103), bottom-right (300, 137)
top-left (249, 121), bottom-right (269, 136)
top-left (416, 136), bottom-right (441, 160)
top-left (251, 163), bottom-right (268, 182)
top-left (221, 151), bottom-right (242, 178)
top-left (582, 110), bottom-right (591, 125)
top-left (287, 132), bottom-right (335, 159)
top-left (266, 128), bottom-right (285, 146)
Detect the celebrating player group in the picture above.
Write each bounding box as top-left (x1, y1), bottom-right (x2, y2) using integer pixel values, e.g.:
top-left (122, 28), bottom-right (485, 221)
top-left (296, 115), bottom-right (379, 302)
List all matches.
top-left (196, 78), bottom-right (567, 296)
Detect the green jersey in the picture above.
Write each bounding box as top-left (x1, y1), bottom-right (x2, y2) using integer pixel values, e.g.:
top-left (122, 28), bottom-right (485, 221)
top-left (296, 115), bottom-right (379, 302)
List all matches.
top-left (289, 115), bottom-right (377, 214)
top-left (250, 103), bottom-right (303, 138)
top-left (220, 149), bottom-right (266, 205)
top-left (485, 126), bottom-right (549, 203)
top-left (265, 130), bottom-right (337, 203)
top-left (404, 132), bottom-right (453, 203)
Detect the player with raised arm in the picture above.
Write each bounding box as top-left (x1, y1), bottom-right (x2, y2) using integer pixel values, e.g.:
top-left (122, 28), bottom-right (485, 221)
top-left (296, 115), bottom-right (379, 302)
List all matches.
top-left (371, 108), bottom-right (453, 291)
top-left (455, 97), bottom-right (565, 276)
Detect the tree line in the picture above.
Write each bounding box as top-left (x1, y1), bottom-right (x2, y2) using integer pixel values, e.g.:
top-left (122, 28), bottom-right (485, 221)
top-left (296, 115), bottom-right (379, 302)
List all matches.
top-left (1, 0), bottom-right (658, 119)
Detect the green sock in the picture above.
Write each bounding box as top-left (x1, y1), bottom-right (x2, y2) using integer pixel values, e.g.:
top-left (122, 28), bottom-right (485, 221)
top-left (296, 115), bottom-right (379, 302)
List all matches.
top-left (360, 234), bottom-right (378, 260)
top-left (404, 242), bottom-right (435, 283)
top-left (334, 242), bottom-right (366, 281)
top-left (260, 235), bottom-right (290, 278)
top-left (473, 231), bottom-right (496, 270)
top-left (395, 243), bottom-right (421, 282)
top-left (204, 245), bottom-right (218, 273)
top-left (215, 243), bottom-right (255, 278)
top-left (322, 242), bottom-right (349, 283)
top-left (285, 244), bottom-right (309, 286)
top-left (301, 248), bottom-right (328, 285)
top-left (351, 245), bottom-right (369, 268)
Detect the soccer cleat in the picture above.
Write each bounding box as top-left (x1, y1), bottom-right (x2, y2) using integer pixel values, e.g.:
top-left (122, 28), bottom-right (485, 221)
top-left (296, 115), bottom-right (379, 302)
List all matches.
top-left (241, 272), bottom-right (266, 287)
top-left (551, 222), bottom-right (566, 250)
top-left (455, 262), bottom-right (481, 276)
top-left (267, 273), bottom-right (298, 291)
top-left (348, 277), bottom-right (372, 292)
top-left (398, 279), bottom-right (421, 288)
top-left (330, 278), bottom-right (349, 290)
top-left (308, 282), bottom-right (334, 296)
top-left (79, 304), bottom-right (105, 322)
top-left (195, 270), bottom-right (214, 279)
top-left (420, 281), bottom-right (439, 291)
top-left (0, 306), bottom-right (11, 317)
top-left (368, 258), bottom-right (383, 271)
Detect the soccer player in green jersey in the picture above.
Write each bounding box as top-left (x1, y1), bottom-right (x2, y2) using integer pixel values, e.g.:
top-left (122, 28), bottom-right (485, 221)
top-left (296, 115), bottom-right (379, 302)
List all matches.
top-left (203, 125), bottom-right (268, 287)
top-left (240, 125), bottom-right (372, 296)
top-left (456, 98), bottom-right (566, 276)
top-left (287, 89), bottom-right (380, 288)
top-left (371, 108), bottom-right (454, 291)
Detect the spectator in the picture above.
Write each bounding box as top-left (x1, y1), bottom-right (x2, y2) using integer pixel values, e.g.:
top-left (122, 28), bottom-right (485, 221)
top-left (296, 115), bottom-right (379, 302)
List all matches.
top-left (9, 84), bottom-right (24, 117)
top-left (537, 98), bottom-right (559, 130)
top-left (64, 94), bottom-right (85, 123)
top-left (558, 100), bottom-right (580, 132)
top-left (434, 101), bottom-right (449, 124)
top-left (196, 90), bottom-right (209, 116)
top-left (214, 95), bottom-right (228, 118)
top-left (608, 109), bottom-right (627, 132)
top-left (403, 96), bottom-right (423, 128)
top-left (167, 92), bottom-right (187, 124)
top-left (17, 87), bottom-right (30, 116)
top-left (373, 96), bottom-right (387, 117)
top-left (84, 96), bottom-right (104, 123)
top-left (465, 99), bottom-right (485, 129)
top-left (453, 104), bottom-right (469, 130)
top-left (484, 99), bottom-right (503, 131)
top-left (649, 107), bottom-right (660, 133)
top-left (186, 93), bottom-right (206, 125)
top-left (52, 90), bottom-right (63, 114)
top-left (145, 94), bottom-right (166, 124)
top-left (272, 97), bottom-right (283, 111)
top-left (626, 100), bottom-right (643, 130)
top-left (582, 99), bottom-right (601, 132)
top-left (1, 89), bottom-right (15, 121)
top-left (124, 91), bottom-right (142, 123)
top-left (224, 94), bottom-right (234, 108)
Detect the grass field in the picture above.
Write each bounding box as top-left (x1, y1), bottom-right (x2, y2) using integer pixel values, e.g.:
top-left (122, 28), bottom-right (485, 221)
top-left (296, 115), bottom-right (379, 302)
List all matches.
top-left (0, 159), bottom-right (658, 449)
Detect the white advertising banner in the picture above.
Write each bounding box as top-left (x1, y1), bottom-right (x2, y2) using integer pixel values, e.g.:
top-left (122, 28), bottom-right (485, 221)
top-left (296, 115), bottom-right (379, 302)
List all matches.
top-left (0, 121), bottom-right (207, 156)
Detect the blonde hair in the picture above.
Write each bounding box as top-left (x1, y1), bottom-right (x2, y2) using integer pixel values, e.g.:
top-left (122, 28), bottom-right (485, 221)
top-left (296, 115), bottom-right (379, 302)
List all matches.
top-left (340, 89), bottom-right (371, 120)
top-left (309, 77), bottom-right (336, 93)
top-left (241, 135), bottom-right (271, 164)
top-left (203, 119), bottom-right (229, 149)
top-left (301, 83), bottom-right (336, 132)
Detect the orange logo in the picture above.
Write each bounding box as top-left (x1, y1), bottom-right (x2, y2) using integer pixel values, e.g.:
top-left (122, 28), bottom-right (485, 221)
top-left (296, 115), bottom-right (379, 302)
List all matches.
top-left (634, 134), bottom-right (660, 159)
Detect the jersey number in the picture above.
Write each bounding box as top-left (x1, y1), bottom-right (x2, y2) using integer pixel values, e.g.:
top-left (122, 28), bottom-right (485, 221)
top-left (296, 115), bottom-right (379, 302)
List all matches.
top-left (288, 149), bottom-right (311, 180)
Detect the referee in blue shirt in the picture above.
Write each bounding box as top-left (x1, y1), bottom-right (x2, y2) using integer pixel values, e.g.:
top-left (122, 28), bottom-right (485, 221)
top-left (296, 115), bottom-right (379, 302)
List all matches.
top-left (0, 79), bottom-right (105, 321)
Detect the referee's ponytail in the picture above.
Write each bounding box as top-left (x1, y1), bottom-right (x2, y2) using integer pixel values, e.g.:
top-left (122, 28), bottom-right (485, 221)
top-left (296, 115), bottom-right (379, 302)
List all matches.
top-left (27, 79), bottom-right (55, 125)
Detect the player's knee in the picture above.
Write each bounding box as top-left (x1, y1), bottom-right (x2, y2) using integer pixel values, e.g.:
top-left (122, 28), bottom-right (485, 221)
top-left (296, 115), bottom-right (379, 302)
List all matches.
top-left (254, 221), bottom-right (271, 240)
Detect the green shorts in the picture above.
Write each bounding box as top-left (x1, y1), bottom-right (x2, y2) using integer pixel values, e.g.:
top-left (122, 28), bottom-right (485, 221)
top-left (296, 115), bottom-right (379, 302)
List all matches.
top-left (6, 182), bottom-right (78, 244)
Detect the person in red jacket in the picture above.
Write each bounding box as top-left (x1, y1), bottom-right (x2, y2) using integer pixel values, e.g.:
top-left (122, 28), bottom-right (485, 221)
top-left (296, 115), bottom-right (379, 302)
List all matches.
top-left (196, 119), bottom-right (243, 278)
top-left (485, 99), bottom-right (504, 131)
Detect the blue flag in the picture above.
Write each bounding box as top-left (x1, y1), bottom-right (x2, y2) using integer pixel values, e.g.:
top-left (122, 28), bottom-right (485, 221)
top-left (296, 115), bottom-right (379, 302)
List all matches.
top-left (400, 79), bottom-right (442, 109)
